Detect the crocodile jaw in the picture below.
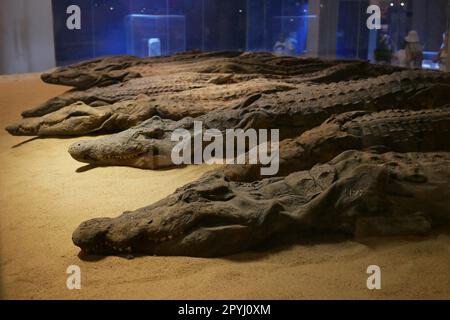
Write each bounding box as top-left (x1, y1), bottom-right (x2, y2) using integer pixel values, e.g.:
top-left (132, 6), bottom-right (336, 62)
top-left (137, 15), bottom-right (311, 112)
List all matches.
top-left (72, 179), bottom-right (291, 258)
top-left (68, 138), bottom-right (175, 169)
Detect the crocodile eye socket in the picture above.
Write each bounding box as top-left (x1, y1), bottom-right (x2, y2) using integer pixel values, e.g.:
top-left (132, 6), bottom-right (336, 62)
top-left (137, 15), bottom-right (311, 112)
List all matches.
top-left (68, 111), bottom-right (91, 118)
top-left (137, 129), bottom-right (165, 140)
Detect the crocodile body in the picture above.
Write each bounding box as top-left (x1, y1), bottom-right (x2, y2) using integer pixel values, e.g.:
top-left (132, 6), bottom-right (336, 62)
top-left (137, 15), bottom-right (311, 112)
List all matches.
top-left (115, 53), bottom-right (402, 81)
top-left (20, 72), bottom-right (266, 118)
top-left (41, 51), bottom-right (242, 89)
top-left (242, 70), bottom-right (450, 137)
top-left (72, 150), bottom-right (450, 257)
top-left (42, 51), bottom-right (327, 89)
top-left (225, 108), bottom-right (450, 181)
top-left (42, 51), bottom-right (402, 90)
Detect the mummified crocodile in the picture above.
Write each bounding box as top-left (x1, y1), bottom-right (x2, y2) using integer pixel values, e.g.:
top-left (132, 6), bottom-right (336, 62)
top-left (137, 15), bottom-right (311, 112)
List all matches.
top-left (39, 51), bottom-right (317, 89)
top-left (224, 108), bottom-right (450, 181)
top-left (20, 72), bottom-right (271, 118)
top-left (165, 53), bottom-right (402, 80)
top-left (66, 71), bottom-right (450, 169)
top-left (72, 150), bottom-right (450, 257)
top-left (42, 51), bottom-right (400, 89)
top-left (41, 52), bottom-right (253, 89)
top-left (6, 79), bottom-right (289, 136)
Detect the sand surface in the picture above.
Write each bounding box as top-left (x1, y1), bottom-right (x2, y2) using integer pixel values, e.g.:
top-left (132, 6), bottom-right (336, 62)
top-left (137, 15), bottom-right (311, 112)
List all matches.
top-left (0, 73), bottom-right (449, 300)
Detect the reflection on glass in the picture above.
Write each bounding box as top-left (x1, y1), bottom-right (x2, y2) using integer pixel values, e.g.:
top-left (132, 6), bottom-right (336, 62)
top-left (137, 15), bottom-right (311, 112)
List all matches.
top-left (125, 15), bottom-right (186, 57)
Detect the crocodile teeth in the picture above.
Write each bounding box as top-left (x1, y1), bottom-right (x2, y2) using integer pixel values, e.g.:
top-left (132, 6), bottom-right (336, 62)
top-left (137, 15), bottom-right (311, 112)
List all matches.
top-left (148, 234), bottom-right (178, 243)
top-left (104, 153), bottom-right (142, 161)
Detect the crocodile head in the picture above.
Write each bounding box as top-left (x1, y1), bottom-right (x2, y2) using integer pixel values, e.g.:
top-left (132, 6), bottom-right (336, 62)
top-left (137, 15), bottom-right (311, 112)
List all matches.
top-left (72, 172), bottom-right (294, 257)
top-left (6, 102), bottom-right (113, 136)
top-left (41, 55), bottom-right (142, 89)
top-left (68, 117), bottom-right (184, 169)
top-left (6, 95), bottom-right (158, 137)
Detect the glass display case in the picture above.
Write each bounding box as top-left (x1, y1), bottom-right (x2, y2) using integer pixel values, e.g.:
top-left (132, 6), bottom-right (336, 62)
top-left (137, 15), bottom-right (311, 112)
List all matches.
top-left (2, 0), bottom-right (449, 72)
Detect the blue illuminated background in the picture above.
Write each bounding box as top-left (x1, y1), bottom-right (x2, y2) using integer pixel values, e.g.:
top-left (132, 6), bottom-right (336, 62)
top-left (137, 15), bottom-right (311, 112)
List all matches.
top-left (52, 0), bottom-right (450, 66)
top-left (52, 0), bottom-right (247, 65)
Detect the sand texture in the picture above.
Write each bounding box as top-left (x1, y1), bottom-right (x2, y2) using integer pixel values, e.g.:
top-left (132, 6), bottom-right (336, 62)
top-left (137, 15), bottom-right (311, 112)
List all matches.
top-left (0, 73), bottom-right (449, 299)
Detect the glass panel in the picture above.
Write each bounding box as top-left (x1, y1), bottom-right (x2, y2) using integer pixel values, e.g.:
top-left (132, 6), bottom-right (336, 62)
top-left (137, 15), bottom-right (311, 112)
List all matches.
top-left (1, 0), bottom-right (450, 72)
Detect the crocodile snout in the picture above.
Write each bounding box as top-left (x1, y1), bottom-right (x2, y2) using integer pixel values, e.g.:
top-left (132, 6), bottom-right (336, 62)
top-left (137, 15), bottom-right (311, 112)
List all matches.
top-left (69, 141), bottom-right (96, 163)
top-left (5, 123), bottom-right (39, 136)
top-left (5, 124), bottom-right (19, 135)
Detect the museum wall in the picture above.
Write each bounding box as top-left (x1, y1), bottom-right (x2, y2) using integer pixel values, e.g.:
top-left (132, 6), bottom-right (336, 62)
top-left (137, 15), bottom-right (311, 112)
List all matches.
top-left (0, 0), bottom-right (56, 75)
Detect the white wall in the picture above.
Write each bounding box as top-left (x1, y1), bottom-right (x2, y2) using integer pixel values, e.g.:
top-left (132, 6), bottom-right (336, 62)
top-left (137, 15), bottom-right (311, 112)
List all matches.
top-left (0, 0), bottom-right (56, 75)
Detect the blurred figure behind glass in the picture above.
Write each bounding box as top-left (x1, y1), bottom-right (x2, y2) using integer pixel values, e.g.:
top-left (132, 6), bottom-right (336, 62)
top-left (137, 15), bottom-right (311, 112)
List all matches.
top-left (435, 32), bottom-right (449, 71)
top-left (404, 30), bottom-right (423, 69)
top-left (374, 33), bottom-right (393, 64)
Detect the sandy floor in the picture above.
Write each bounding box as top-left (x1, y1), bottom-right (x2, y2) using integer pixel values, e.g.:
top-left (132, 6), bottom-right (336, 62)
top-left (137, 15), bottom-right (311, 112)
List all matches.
top-left (0, 74), bottom-right (449, 300)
